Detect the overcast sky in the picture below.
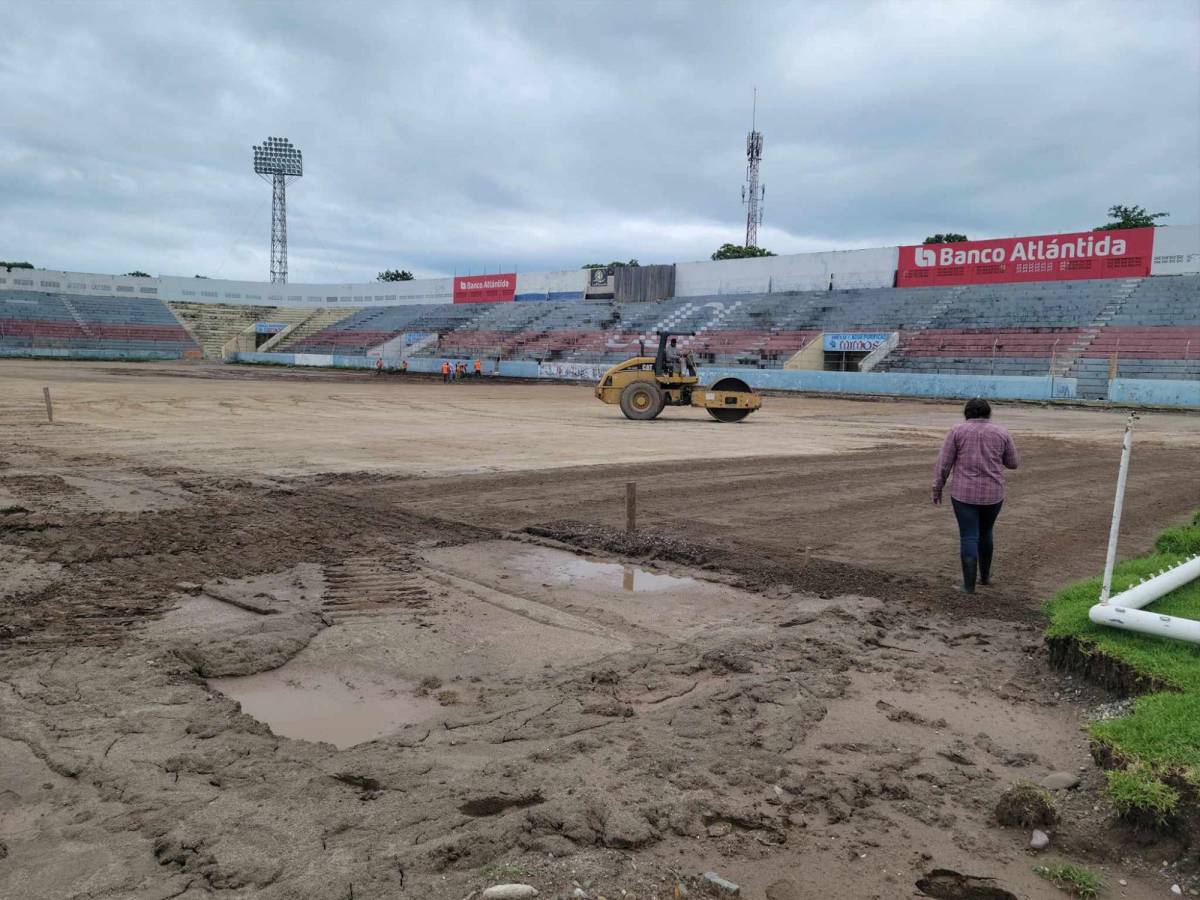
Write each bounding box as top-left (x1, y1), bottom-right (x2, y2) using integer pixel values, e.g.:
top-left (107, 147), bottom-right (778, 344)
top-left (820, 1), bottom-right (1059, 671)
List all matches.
top-left (2, 0), bottom-right (1198, 283)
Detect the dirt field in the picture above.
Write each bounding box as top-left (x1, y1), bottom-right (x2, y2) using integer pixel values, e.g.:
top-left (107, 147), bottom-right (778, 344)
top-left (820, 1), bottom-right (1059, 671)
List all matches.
top-left (2, 359), bottom-right (1199, 900)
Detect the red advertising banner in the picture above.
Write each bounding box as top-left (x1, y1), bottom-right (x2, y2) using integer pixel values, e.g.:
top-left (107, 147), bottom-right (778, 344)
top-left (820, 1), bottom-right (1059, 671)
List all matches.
top-left (453, 273), bottom-right (516, 303)
top-left (897, 228), bottom-right (1154, 287)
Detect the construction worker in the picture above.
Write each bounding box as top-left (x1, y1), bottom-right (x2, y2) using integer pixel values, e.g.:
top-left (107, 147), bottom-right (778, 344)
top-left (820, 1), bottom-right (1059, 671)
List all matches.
top-left (664, 337), bottom-right (681, 375)
top-left (474, 358), bottom-right (482, 378)
top-left (441, 360), bottom-right (450, 383)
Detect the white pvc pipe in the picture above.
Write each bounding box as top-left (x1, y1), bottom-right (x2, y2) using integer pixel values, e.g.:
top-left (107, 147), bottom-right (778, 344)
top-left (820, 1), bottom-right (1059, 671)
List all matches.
top-left (1089, 554), bottom-right (1200, 644)
top-left (1099, 415), bottom-right (1136, 604)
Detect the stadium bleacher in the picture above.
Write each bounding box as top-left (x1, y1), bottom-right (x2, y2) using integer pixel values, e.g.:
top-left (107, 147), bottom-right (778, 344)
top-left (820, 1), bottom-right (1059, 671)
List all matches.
top-left (876, 279), bottom-right (1138, 391)
top-left (4, 275), bottom-right (1196, 400)
top-left (0, 291), bottom-right (199, 355)
top-left (1071, 275), bottom-right (1200, 397)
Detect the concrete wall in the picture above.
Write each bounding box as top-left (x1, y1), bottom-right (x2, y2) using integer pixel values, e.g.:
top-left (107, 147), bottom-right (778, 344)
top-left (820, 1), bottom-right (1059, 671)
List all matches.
top-left (674, 246), bottom-right (899, 296)
top-left (782, 336), bottom-right (825, 370)
top-left (1150, 224), bottom-right (1200, 276)
top-left (696, 368), bottom-right (1077, 400)
top-left (0, 268), bottom-right (453, 309)
top-left (231, 351), bottom-right (540, 378)
top-left (235, 351), bottom-right (1075, 401)
top-left (515, 269), bottom-right (588, 302)
top-left (0, 347), bottom-right (183, 361)
top-left (1108, 377), bottom-right (1200, 408)
top-left (5, 225), bottom-right (1193, 311)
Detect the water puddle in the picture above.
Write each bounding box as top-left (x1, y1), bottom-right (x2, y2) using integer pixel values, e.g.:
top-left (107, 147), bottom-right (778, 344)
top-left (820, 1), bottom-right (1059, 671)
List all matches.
top-left (209, 663), bottom-right (440, 749)
top-left (511, 551), bottom-right (702, 593)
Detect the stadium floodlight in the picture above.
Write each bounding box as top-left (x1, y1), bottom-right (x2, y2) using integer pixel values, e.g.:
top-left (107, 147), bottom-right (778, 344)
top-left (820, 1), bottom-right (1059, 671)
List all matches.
top-left (252, 136), bottom-right (303, 283)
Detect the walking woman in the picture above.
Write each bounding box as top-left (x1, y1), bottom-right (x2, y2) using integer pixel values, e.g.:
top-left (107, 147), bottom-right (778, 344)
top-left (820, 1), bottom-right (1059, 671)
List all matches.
top-left (932, 398), bottom-right (1020, 593)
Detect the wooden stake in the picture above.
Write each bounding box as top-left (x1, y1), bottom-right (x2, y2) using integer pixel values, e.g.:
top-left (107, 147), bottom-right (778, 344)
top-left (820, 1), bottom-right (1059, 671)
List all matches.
top-left (626, 481), bottom-right (636, 533)
top-left (43, 387), bottom-right (53, 423)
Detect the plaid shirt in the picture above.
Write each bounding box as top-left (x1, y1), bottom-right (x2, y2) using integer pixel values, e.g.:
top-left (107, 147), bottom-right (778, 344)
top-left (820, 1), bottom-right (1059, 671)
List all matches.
top-left (932, 419), bottom-right (1019, 505)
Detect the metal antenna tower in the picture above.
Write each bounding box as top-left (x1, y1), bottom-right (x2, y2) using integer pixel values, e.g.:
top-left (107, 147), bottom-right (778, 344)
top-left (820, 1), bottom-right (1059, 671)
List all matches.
top-left (252, 136), bottom-right (303, 283)
top-left (741, 88), bottom-right (765, 248)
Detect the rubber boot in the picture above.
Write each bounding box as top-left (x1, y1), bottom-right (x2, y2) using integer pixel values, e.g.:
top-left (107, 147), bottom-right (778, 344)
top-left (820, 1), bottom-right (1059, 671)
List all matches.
top-left (957, 556), bottom-right (977, 594)
top-left (979, 546), bottom-right (992, 586)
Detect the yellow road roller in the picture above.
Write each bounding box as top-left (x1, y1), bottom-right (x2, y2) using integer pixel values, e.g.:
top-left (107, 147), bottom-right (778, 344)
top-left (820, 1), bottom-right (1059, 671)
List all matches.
top-left (594, 331), bottom-right (762, 422)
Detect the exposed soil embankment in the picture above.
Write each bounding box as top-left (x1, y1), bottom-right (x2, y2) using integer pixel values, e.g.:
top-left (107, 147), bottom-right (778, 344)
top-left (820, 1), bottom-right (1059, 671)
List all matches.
top-left (1046, 634), bottom-right (1177, 697)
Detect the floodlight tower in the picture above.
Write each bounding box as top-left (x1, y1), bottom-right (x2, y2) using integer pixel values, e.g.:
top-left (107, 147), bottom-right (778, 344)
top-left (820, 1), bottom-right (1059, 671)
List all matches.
top-left (252, 137), bottom-right (303, 283)
top-left (741, 89), bottom-right (765, 248)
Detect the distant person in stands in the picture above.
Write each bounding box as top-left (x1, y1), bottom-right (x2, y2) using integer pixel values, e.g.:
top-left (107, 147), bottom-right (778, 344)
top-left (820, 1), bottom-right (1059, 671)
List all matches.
top-left (932, 398), bottom-right (1019, 593)
top-left (441, 360), bottom-right (450, 383)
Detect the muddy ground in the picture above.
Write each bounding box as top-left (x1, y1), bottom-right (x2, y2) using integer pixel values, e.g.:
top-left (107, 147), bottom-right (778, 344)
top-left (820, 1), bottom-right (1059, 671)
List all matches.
top-left (2, 360), bottom-right (1200, 900)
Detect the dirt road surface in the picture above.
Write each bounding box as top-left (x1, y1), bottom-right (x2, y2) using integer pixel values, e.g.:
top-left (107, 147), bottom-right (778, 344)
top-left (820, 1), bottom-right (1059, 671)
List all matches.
top-left (2, 360), bottom-right (1198, 899)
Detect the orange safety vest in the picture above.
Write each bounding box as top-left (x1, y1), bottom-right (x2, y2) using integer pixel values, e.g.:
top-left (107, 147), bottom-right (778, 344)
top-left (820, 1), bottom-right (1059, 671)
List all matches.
top-left (474, 359), bottom-right (482, 372)
top-left (441, 362), bottom-right (450, 374)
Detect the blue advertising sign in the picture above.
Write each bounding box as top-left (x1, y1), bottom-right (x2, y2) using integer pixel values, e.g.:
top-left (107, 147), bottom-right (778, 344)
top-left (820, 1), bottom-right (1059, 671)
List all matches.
top-left (823, 332), bottom-right (892, 352)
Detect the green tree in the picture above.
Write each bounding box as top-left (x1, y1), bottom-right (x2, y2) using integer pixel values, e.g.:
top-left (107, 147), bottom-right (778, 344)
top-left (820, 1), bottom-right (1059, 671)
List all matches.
top-left (711, 243), bottom-right (775, 260)
top-left (923, 233), bottom-right (969, 244)
top-left (581, 259), bottom-right (640, 269)
top-left (1094, 204), bottom-right (1168, 231)
top-left (1, 260), bottom-right (34, 271)
top-left (377, 269), bottom-right (414, 281)
top-left (125, 271), bottom-right (150, 277)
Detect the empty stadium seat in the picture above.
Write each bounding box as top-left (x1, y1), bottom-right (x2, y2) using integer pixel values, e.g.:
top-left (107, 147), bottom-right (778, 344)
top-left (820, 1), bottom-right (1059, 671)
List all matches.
top-left (0, 291), bottom-right (199, 355)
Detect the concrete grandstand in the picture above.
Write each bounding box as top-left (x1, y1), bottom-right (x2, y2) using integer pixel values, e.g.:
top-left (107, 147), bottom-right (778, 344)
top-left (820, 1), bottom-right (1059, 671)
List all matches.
top-left (2, 224), bottom-right (1197, 404)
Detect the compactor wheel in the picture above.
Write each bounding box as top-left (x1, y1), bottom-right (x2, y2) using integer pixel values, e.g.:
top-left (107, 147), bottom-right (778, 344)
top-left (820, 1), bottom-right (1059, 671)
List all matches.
top-left (706, 376), bottom-right (756, 423)
top-left (619, 381), bottom-right (664, 420)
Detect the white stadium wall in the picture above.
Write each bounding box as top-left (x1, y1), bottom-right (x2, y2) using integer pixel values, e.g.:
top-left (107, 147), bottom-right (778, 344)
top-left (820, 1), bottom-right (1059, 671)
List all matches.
top-left (0, 268), bottom-right (453, 308)
top-left (1150, 224), bottom-right (1200, 276)
top-left (1, 228), bottom-right (1195, 309)
top-left (674, 246), bottom-right (900, 297)
top-left (514, 269), bottom-right (589, 302)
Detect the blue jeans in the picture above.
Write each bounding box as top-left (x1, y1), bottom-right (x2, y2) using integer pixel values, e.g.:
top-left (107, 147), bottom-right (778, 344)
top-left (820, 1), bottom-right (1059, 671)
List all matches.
top-left (951, 498), bottom-right (1003, 564)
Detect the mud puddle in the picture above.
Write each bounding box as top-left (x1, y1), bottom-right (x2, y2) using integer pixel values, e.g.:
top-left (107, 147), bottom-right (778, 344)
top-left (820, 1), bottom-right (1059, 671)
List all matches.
top-left (209, 663), bottom-right (440, 749)
top-left (421, 540), bottom-right (776, 642)
top-left (514, 551), bottom-right (703, 593)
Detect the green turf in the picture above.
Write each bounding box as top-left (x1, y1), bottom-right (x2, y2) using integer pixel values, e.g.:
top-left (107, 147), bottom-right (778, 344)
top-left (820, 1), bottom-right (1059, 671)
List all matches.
top-left (1044, 512), bottom-right (1200, 774)
top-left (1033, 863), bottom-right (1103, 899)
top-left (1036, 868), bottom-right (1099, 900)
top-left (1104, 766), bottom-right (1180, 824)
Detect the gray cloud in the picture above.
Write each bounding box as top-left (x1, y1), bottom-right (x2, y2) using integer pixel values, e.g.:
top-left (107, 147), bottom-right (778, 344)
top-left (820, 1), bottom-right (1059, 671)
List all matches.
top-left (1, 0), bottom-right (1196, 282)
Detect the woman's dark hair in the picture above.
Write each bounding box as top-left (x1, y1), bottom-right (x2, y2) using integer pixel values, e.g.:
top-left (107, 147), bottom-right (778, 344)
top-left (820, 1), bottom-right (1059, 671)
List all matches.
top-left (964, 398), bottom-right (992, 419)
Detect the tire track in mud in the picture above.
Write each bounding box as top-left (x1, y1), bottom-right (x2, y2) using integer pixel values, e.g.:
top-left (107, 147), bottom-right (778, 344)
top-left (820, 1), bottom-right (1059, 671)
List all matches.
top-left (321, 555), bottom-right (433, 621)
top-left (0, 479), bottom-right (489, 648)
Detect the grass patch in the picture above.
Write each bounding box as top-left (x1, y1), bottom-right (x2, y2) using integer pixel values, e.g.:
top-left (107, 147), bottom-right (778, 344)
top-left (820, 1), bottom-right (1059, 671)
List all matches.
top-left (1104, 766), bottom-right (1180, 827)
top-left (995, 781), bottom-right (1057, 829)
top-left (1045, 511), bottom-right (1200, 772)
top-left (1033, 864), bottom-right (1103, 899)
